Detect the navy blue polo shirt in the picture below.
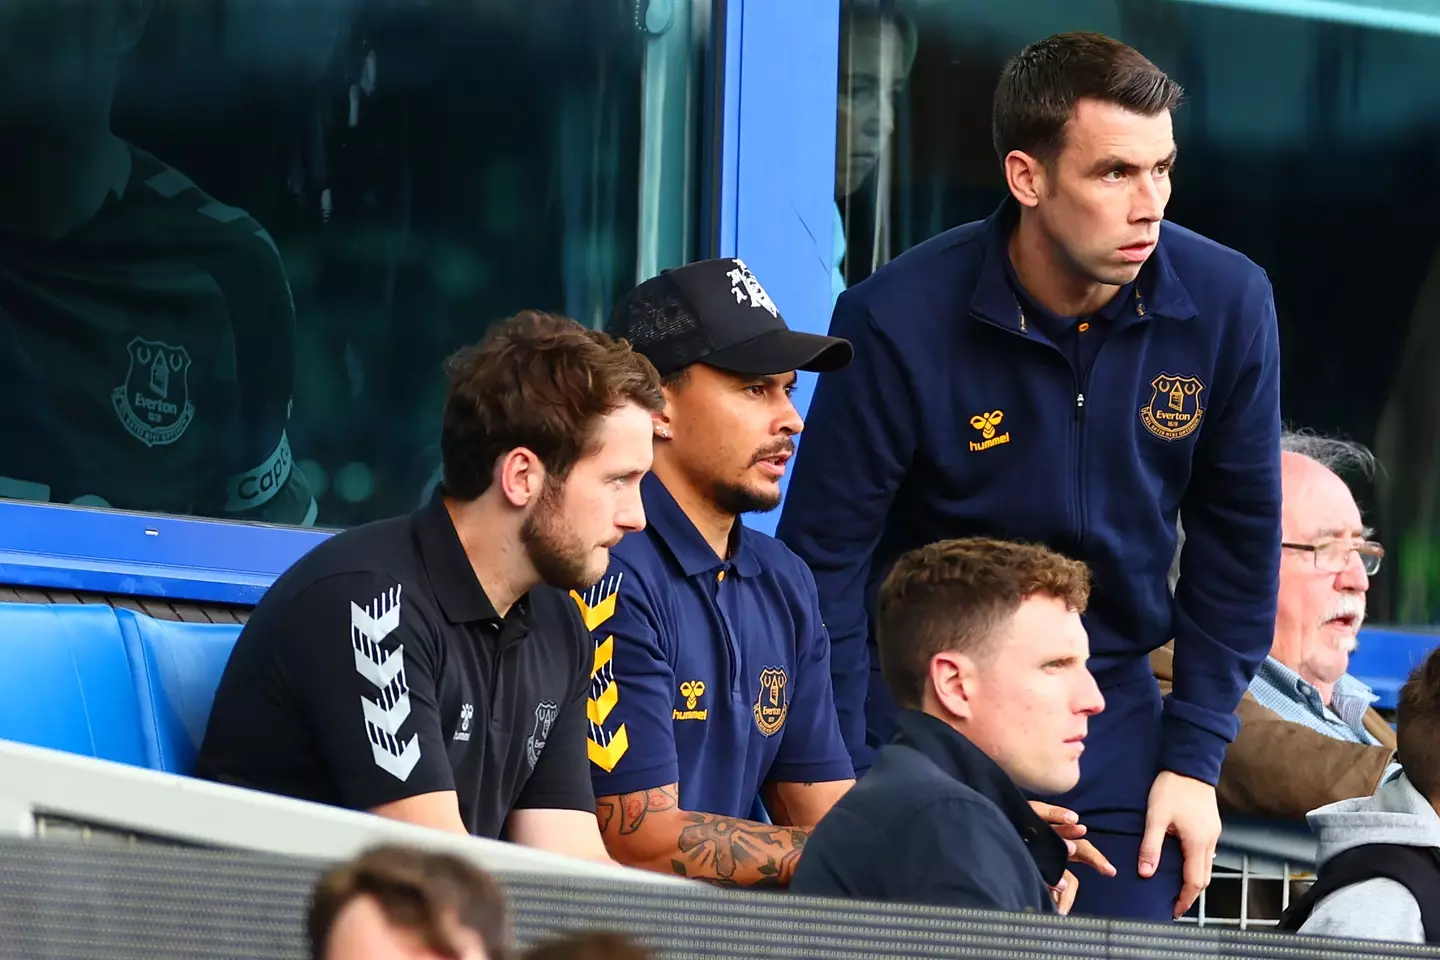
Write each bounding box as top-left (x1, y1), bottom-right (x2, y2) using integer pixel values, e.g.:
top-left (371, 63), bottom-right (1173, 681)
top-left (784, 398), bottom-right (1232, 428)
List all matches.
top-left (573, 473), bottom-right (853, 817)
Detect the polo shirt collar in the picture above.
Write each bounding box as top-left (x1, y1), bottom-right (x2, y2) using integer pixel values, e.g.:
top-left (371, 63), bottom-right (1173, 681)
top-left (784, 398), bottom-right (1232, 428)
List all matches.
top-left (641, 473), bottom-right (761, 578)
top-left (893, 708), bottom-right (1068, 886)
top-left (414, 491), bottom-right (524, 627)
top-left (1255, 655), bottom-right (1378, 731)
top-left (970, 196), bottom-right (1198, 333)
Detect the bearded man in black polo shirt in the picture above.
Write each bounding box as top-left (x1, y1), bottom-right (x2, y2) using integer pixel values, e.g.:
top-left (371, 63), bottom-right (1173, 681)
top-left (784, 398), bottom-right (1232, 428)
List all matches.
top-left (198, 312), bottom-right (663, 859)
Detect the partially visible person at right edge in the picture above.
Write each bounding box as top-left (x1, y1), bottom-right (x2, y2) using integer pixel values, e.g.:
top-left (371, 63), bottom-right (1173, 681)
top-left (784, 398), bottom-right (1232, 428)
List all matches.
top-left (778, 31), bottom-right (1282, 922)
top-left (1278, 647), bottom-right (1440, 945)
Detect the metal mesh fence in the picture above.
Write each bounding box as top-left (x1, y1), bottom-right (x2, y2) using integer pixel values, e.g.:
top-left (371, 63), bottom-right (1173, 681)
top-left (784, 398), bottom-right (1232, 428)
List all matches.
top-left (0, 837), bottom-right (1436, 960)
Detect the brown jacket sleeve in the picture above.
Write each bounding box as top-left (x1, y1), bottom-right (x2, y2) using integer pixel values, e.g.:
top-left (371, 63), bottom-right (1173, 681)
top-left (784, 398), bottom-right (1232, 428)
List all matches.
top-left (1150, 643), bottom-right (1396, 821)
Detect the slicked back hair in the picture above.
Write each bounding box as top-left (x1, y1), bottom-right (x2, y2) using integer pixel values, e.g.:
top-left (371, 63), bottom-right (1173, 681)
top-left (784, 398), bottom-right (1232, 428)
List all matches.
top-left (992, 31), bottom-right (1182, 167)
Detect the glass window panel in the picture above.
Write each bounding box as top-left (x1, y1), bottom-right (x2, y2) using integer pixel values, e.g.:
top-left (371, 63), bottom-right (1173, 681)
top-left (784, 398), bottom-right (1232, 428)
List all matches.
top-left (0, 0), bottom-right (709, 530)
top-left (836, 0), bottom-right (1440, 624)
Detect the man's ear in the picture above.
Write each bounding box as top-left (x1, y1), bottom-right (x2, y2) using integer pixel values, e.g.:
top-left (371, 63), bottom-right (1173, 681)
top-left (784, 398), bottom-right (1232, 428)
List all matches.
top-left (494, 447), bottom-right (546, 509)
top-left (929, 650), bottom-right (977, 721)
top-left (1003, 149), bottom-right (1047, 209)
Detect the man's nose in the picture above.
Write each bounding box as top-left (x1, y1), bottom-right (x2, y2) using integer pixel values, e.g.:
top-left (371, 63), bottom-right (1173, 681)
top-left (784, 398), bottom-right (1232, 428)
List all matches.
top-left (617, 487), bottom-right (646, 533)
top-left (876, 95), bottom-right (896, 141)
top-left (1132, 174), bottom-right (1165, 223)
top-left (1077, 673), bottom-right (1106, 717)
top-left (777, 396), bottom-right (804, 437)
top-left (1336, 549), bottom-right (1370, 592)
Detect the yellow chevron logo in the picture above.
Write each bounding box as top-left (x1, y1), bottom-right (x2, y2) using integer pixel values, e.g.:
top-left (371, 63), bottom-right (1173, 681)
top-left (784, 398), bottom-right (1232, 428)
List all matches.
top-left (571, 583), bottom-right (619, 631)
top-left (587, 681), bottom-right (618, 725)
top-left (587, 724), bottom-right (630, 772)
top-left (592, 635), bottom-right (614, 677)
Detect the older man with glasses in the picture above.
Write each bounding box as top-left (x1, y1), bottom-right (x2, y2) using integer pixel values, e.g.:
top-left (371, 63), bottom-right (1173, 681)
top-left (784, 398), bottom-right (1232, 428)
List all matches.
top-left (1259, 433), bottom-right (1389, 744)
top-left (1159, 432), bottom-right (1400, 825)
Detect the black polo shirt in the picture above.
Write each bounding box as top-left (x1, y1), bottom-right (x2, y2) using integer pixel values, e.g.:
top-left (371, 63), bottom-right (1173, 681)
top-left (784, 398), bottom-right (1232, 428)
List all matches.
top-left (196, 495), bottom-right (595, 838)
top-left (791, 709), bottom-right (1066, 912)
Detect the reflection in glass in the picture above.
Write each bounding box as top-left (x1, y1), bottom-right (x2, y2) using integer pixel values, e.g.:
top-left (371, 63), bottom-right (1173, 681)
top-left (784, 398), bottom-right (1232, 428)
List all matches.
top-left (0, 0), bottom-right (314, 524)
top-left (835, 0), bottom-right (1440, 625)
top-left (834, 1), bottom-right (915, 305)
top-left (0, 0), bottom-right (705, 530)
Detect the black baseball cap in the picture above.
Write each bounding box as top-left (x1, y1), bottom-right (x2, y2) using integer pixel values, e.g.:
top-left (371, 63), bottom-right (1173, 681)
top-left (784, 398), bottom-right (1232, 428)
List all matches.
top-left (606, 258), bottom-right (853, 377)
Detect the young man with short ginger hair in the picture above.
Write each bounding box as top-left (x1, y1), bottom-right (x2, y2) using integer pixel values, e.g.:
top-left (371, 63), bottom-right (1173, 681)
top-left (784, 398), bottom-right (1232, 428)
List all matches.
top-left (793, 537), bottom-right (1110, 913)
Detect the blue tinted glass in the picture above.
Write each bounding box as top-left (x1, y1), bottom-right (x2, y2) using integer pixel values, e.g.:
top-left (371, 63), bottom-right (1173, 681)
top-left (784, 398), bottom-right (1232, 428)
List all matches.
top-left (0, 0), bottom-right (707, 529)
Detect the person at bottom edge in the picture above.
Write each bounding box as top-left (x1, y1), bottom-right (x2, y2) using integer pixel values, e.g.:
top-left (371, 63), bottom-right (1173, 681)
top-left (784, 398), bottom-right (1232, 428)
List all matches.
top-left (792, 537), bottom-right (1113, 913)
top-left (1277, 646), bottom-right (1440, 945)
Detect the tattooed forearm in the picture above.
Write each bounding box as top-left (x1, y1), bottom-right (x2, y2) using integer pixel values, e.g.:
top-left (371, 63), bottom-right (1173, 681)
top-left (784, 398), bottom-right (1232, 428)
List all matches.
top-left (619, 784), bottom-right (678, 833)
top-left (596, 784), bottom-right (809, 886)
top-left (676, 813), bottom-right (807, 886)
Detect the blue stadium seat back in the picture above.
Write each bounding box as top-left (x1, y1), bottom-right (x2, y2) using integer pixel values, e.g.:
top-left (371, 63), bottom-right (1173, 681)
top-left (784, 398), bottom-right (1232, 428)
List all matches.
top-left (0, 602), bottom-right (149, 766)
top-left (1351, 626), bottom-right (1440, 711)
top-left (117, 609), bottom-right (242, 775)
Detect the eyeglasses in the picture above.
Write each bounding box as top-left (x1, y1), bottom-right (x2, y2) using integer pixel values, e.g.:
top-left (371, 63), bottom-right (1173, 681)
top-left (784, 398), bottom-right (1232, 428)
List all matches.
top-left (1281, 539), bottom-right (1384, 575)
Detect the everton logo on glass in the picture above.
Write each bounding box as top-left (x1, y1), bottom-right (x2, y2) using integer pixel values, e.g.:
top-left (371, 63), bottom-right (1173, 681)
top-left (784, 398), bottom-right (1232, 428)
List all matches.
top-left (111, 336), bottom-right (195, 447)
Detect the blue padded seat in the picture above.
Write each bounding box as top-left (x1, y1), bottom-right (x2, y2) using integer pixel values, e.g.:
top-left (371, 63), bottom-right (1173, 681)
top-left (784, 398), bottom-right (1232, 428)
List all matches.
top-left (117, 609), bottom-right (242, 775)
top-left (1350, 626), bottom-right (1440, 711)
top-left (0, 602), bottom-right (149, 766)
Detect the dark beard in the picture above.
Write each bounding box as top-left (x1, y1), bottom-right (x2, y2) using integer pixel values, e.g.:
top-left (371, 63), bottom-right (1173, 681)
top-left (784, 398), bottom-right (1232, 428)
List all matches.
top-left (520, 483), bottom-right (600, 591)
top-left (710, 480), bottom-right (781, 517)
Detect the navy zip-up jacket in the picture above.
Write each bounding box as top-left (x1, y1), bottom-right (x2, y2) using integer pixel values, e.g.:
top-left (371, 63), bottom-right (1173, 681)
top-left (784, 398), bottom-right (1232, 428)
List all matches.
top-left (778, 199), bottom-right (1281, 788)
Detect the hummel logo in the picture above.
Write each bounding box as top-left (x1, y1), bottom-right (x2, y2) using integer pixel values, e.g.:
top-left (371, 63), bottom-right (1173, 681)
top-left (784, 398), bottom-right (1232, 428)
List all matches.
top-left (454, 703), bottom-right (474, 742)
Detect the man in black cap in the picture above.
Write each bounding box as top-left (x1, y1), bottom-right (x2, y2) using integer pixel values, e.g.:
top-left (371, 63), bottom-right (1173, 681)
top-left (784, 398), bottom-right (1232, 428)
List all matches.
top-left (570, 258), bottom-right (858, 885)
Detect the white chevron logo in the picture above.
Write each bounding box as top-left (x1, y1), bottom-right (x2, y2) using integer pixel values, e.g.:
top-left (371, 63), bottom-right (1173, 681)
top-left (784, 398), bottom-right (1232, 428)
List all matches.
top-left (352, 584), bottom-right (420, 781)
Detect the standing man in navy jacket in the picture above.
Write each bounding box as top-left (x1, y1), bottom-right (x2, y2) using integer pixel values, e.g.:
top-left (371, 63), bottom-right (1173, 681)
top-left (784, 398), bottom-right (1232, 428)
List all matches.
top-left (778, 32), bottom-right (1282, 922)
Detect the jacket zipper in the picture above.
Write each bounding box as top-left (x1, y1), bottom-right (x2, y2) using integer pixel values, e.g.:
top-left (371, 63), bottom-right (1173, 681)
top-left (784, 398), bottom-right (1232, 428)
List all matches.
top-left (974, 308), bottom-right (1091, 550)
top-left (1073, 373), bottom-right (1091, 552)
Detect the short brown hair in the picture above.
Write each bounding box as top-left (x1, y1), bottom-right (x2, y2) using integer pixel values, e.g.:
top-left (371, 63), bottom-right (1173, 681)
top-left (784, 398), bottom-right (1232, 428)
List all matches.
top-left (1396, 647), bottom-right (1440, 803)
top-left (308, 845), bottom-right (508, 960)
top-left (877, 537), bottom-right (1091, 709)
top-left (991, 31), bottom-right (1182, 166)
top-left (441, 311), bottom-right (664, 500)
top-left (520, 932), bottom-right (653, 960)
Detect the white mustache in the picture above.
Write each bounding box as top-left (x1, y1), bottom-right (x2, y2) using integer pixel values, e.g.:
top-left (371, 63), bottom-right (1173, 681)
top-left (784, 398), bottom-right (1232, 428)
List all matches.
top-left (1321, 592), bottom-right (1366, 652)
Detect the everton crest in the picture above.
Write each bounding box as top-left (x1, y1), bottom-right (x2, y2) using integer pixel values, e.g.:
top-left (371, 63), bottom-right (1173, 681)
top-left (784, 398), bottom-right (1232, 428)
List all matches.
top-left (1139, 373), bottom-right (1205, 442)
top-left (111, 336), bottom-right (195, 447)
top-left (526, 700), bottom-right (559, 768)
top-left (753, 666), bottom-right (790, 738)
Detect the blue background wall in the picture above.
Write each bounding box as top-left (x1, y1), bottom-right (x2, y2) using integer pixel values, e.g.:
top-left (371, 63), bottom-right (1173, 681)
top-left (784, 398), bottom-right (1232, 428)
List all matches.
top-left (721, 0), bottom-right (841, 537)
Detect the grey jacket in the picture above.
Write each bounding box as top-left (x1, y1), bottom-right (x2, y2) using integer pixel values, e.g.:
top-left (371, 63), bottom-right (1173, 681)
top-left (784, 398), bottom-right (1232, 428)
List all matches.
top-left (1299, 771), bottom-right (1440, 943)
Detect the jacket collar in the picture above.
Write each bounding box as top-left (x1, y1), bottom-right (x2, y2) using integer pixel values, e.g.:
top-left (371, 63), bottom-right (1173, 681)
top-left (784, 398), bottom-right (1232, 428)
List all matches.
top-left (894, 709), bottom-right (1068, 886)
top-left (641, 472), bottom-right (761, 579)
top-left (970, 196), bottom-right (1199, 333)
